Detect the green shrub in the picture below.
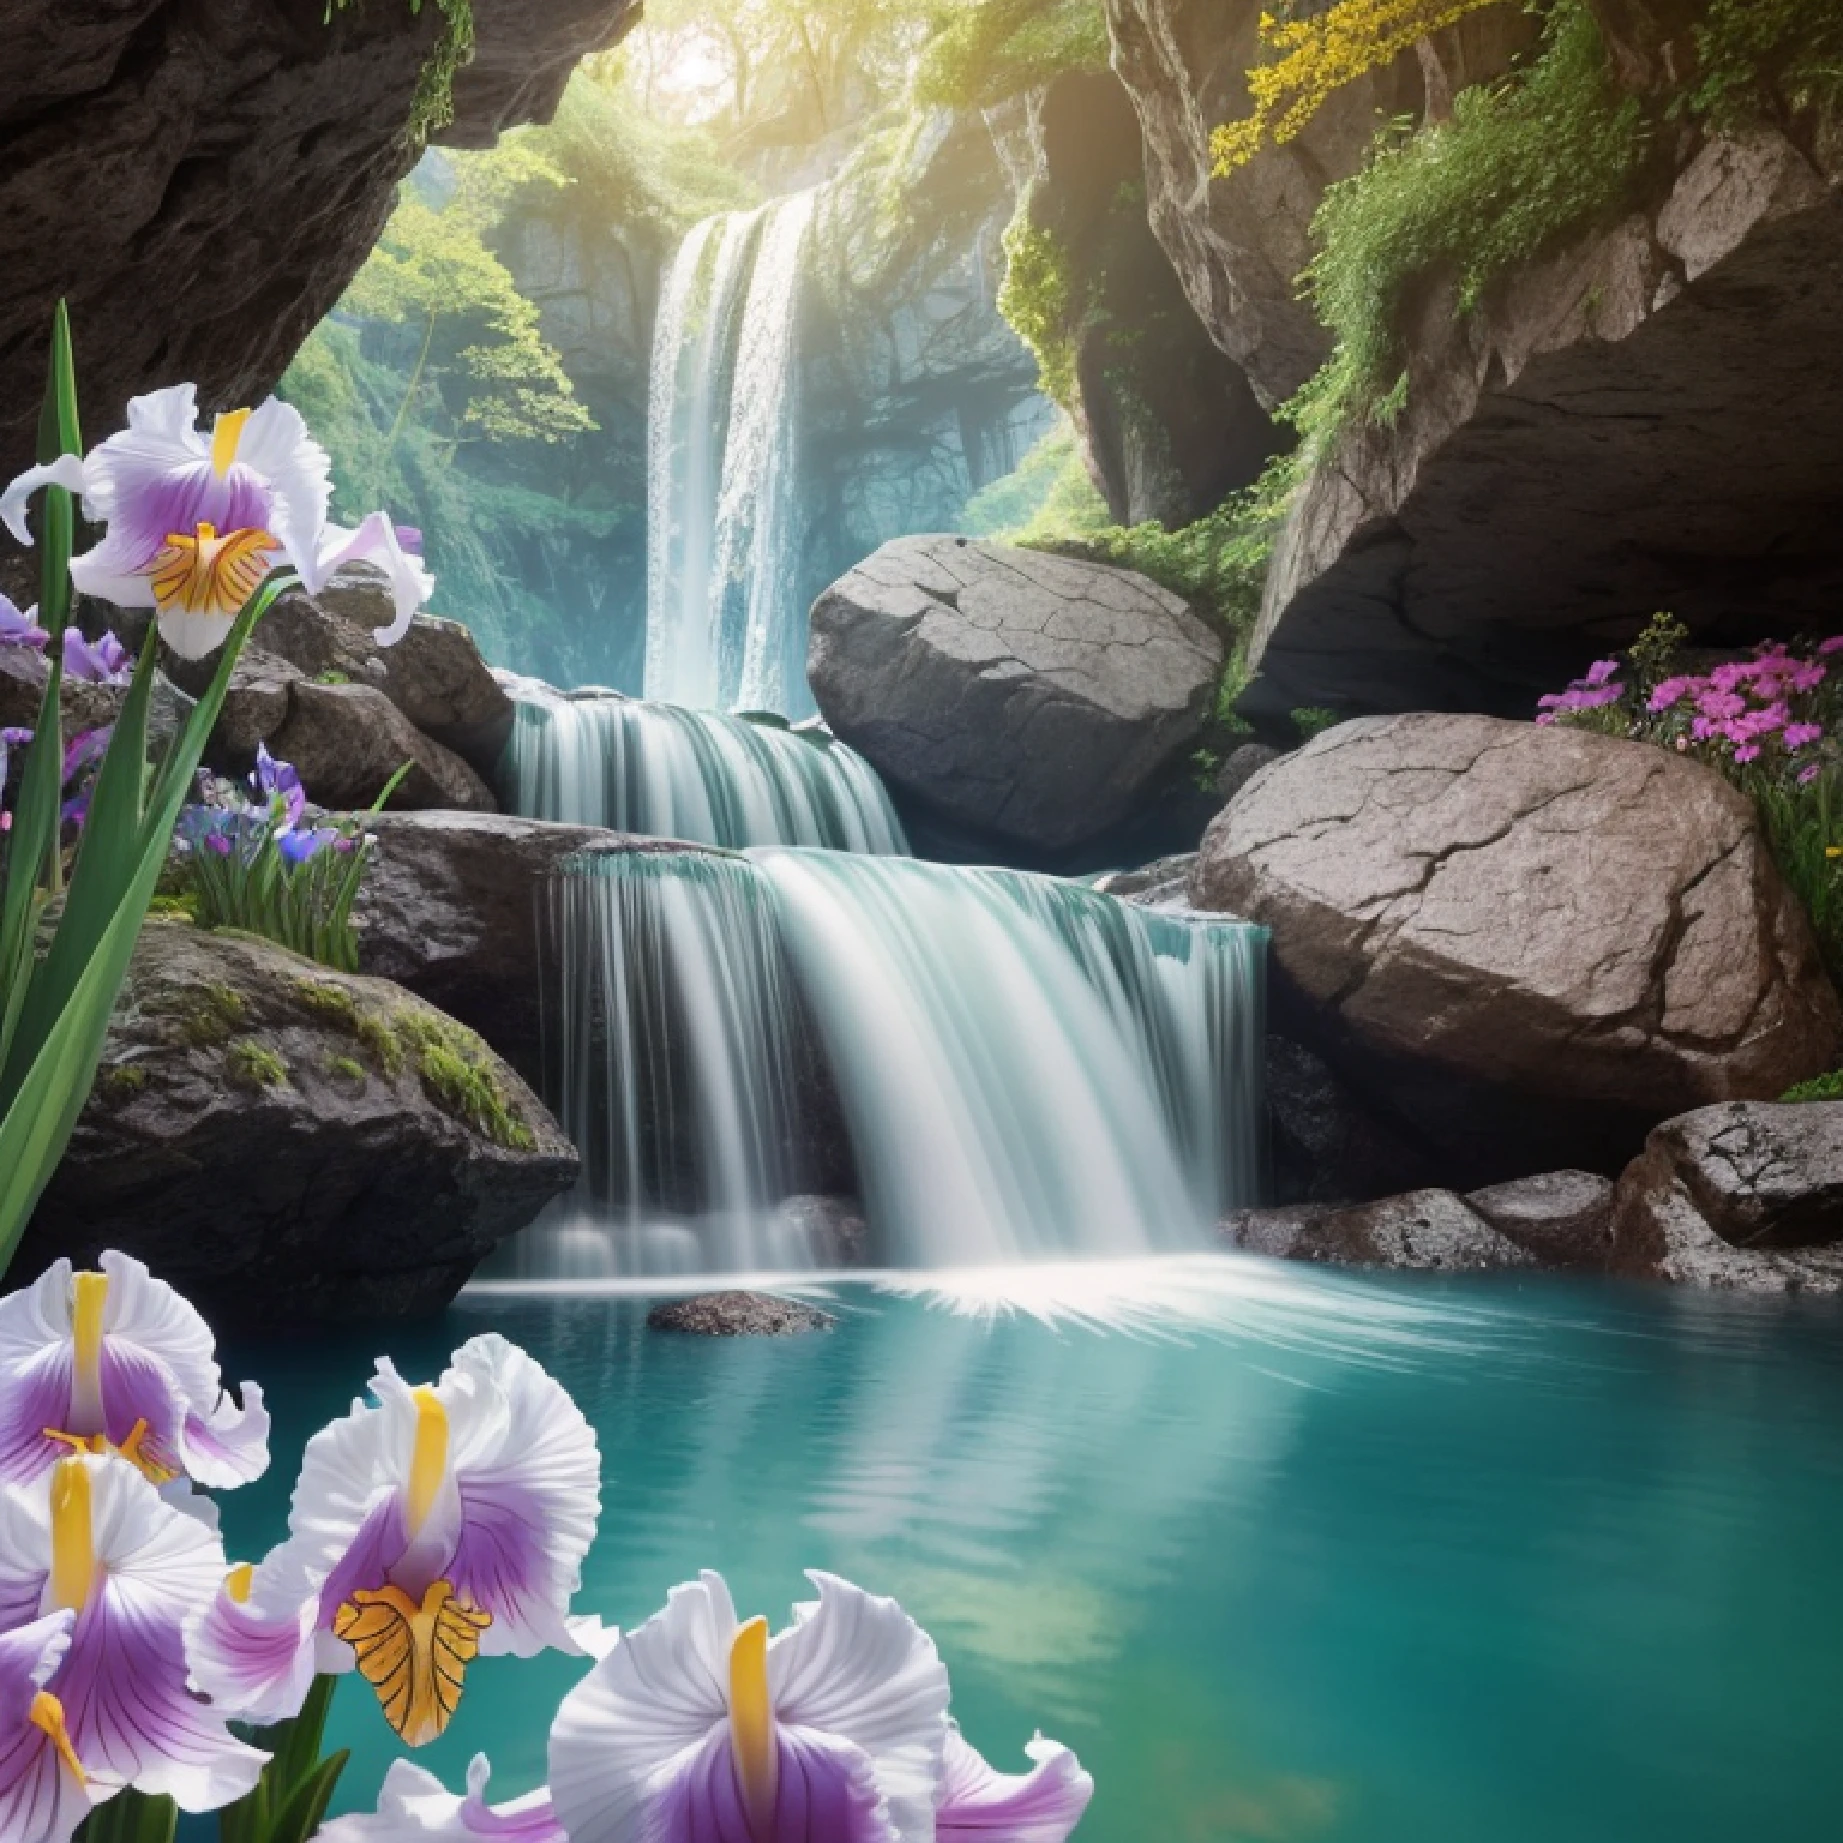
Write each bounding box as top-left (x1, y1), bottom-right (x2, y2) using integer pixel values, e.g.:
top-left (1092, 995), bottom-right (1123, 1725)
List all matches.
top-left (1691, 0), bottom-right (1843, 124)
top-left (1783, 1069), bottom-right (1843, 1103)
top-left (997, 212), bottom-right (1080, 409)
top-left (914, 0), bottom-right (1109, 111)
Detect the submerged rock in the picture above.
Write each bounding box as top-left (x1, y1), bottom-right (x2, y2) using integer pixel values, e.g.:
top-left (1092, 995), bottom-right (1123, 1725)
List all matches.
top-left (1194, 715), bottom-right (1842, 1184)
top-left (1611, 1101), bottom-right (1843, 1292)
top-left (809, 535), bottom-right (1221, 858)
top-left (646, 1292), bottom-right (838, 1337)
top-left (25, 921), bottom-right (578, 1327)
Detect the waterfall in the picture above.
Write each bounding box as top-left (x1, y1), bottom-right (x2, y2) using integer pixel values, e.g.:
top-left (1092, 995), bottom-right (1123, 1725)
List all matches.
top-left (500, 848), bottom-right (1266, 1278)
top-left (504, 692), bottom-right (908, 853)
top-left (644, 192), bottom-right (819, 718)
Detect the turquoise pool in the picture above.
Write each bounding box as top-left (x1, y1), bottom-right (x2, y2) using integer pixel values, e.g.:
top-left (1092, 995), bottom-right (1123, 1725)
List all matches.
top-left (197, 1258), bottom-right (1843, 1842)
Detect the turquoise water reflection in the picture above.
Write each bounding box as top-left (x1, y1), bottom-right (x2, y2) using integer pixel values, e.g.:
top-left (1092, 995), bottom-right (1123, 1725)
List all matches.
top-left (202, 1260), bottom-right (1843, 1843)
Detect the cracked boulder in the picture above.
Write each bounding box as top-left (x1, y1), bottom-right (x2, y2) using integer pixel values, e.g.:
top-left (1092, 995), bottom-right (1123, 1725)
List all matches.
top-left (1192, 714), bottom-right (1842, 1183)
top-left (24, 920), bottom-right (579, 1329)
top-left (1611, 1101), bottom-right (1843, 1292)
top-left (808, 535), bottom-right (1222, 859)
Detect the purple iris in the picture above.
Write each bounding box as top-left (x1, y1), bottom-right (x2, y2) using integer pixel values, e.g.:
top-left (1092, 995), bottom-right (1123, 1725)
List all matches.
top-left (395, 525), bottom-right (425, 558)
top-left (0, 592), bottom-right (47, 650)
top-left (276, 827), bottom-right (333, 866)
top-left (251, 743), bottom-right (307, 831)
top-left (62, 626), bottom-right (132, 685)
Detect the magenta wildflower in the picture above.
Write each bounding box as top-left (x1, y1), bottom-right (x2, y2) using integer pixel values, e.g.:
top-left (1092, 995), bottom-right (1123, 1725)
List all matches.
top-left (1819, 636), bottom-right (1843, 658)
top-left (1733, 744), bottom-right (1761, 763)
top-left (1785, 723), bottom-right (1824, 749)
top-left (1649, 677), bottom-right (1692, 712)
top-left (1800, 763), bottom-right (1823, 785)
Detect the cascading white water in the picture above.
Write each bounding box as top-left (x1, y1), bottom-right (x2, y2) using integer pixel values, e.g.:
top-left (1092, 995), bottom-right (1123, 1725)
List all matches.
top-left (643, 192), bottom-right (819, 718)
top-left (756, 851), bottom-right (1266, 1263)
top-left (504, 692), bottom-right (907, 853)
top-left (501, 847), bottom-right (1265, 1277)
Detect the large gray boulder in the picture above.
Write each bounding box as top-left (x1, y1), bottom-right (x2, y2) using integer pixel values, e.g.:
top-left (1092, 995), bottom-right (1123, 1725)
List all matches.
top-left (808, 535), bottom-right (1222, 856)
top-left (1611, 1101), bottom-right (1843, 1292)
top-left (1194, 715), bottom-right (1842, 1182)
top-left (269, 681), bottom-right (496, 814)
top-left (25, 921), bottom-right (578, 1327)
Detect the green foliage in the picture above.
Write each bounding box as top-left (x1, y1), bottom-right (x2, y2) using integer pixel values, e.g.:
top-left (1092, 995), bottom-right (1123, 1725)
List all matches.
top-left (959, 425), bottom-right (1108, 541)
top-left (998, 210), bottom-right (1079, 408)
top-left (327, 0), bottom-right (475, 147)
top-left (1752, 772), bottom-right (1843, 991)
top-left (1782, 1068), bottom-right (1843, 1103)
top-left (1289, 0), bottom-right (1647, 445)
top-left (74, 1792), bottom-right (178, 1843)
top-left (1690, 0), bottom-right (1843, 124)
top-left (226, 1038), bottom-right (291, 1090)
top-left (220, 1674), bottom-right (351, 1843)
top-left (914, 0), bottom-right (1109, 111)
top-left (1291, 706), bottom-right (1343, 742)
top-left (0, 312), bottom-right (287, 1275)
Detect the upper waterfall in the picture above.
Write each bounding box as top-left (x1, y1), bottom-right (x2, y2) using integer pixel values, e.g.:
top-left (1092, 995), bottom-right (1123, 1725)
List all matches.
top-left (644, 192), bottom-right (819, 719)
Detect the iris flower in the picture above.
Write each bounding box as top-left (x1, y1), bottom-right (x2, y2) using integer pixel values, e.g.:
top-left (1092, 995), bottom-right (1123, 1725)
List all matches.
top-left (0, 1252), bottom-right (268, 1490)
top-left (253, 742), bottom-right (307, 829)
top-left (0, 384), bottom-right (431, 660)
top-left (0, 594), bottom-right (47, 651)
top-left (60, 629), bottom-right (130, 686)
top-left (317, 1755), bottom-right (566, 1842)
top-left (190, 1336), bottom-right (601, 1748)
top-left (547, 1569), bottom-right (951, 1843)
top-left (0, 1454), bottom-right (268, 1839)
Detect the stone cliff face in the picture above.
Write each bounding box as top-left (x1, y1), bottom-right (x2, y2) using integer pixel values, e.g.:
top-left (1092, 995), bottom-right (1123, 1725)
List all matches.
top-left (1101, 0), bottom-right (1843, 719)
top-left (0, 0), bottom-right (638, 480)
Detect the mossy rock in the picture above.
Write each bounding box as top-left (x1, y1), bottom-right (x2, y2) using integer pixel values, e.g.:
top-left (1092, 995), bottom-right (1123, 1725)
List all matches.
top-left (23, 921), bottom-right (579, 1330)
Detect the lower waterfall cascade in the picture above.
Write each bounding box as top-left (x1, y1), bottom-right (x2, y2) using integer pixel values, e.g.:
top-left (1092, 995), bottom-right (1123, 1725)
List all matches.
top-left (505, 690), bottom-right (908, 854)
top-left (496, 846), bottom-right (1267, 1278)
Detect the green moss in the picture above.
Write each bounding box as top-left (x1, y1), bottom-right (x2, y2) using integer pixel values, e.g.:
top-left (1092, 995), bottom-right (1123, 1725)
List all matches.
top-left (290, 977), bottom-right (405, 1076)
top-left (95, 1064), bottom-right (150, 1102)
top-left (226, 1039), bottom-right (290, 1091)
top-left (1782, 1070), bottom-right (1843, 1103)
top-left (147, 893), bottom-right (199, 923)
top-left (326, 1054), bottom-right (369, 1085)
top-left (1290, 1), bottom-right (1648, 446)
top-left (1691, 0), bottom-right (1843, 124)
top-left (173, 982), bottom-right (248, 1049)
top-left (392, 1011), bottom-right (535, 1151)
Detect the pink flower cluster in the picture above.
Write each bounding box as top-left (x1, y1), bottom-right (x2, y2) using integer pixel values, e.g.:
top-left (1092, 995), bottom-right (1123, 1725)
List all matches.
top-left (1535, 658), bottom-right (1623, 724)
top-left (1644, 641), bottom-right (1839, 778)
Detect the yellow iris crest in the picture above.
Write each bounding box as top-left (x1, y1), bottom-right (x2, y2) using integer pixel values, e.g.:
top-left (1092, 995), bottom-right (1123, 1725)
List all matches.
top-left (29, 1692), bottom-right (85, 1787)
top-left (48, 1459), bottom-right (95, 1615)
top-left (729, 1616), bottom-right (779, 1826)
top-left (149, 523), bottom-right (278, 620)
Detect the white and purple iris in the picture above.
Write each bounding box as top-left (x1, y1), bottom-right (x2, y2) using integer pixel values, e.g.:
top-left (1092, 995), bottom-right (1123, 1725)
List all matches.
top-left (0, 593), bottom-right (47, 651)
top-left (0, 383), bottom-right (432, 659)
top-left (325, 1569), bottom-right (1094, 1843)
top-left (0, 1251), bottom-right (268, 1490)
top-left (191, 1334), bottom-right (603, 1749)
top-left (0, 1454), bottom-right (267, 1842)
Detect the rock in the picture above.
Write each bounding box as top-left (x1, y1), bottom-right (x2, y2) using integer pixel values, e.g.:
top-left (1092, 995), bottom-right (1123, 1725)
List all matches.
top-left (1622, 1101), bottom-right (1843, 1251)
top-left (809, 535), bottom-right (1222, 857)
top-left (1214, 741), bottom-right (1281, 806)
top-left (772, 1196), bottom-right (869, 1269)
top-left (269, 682), bottom-right (496, 813)
top-left (1465, 1170), bottom-right (1616, 1270)
top-left (645, 1292), bottom-right (837, 1337)
top-left (207, 646), bottom-right (304, 764)
top-left (1193, 715), bottom-right (1842, 1183)
top-left (1243, 130), bottom-right (1843, 719)
top-left (0, 645), bottom-right (194, 747)
top-left (1007, 66), bottom-right (1280, 525)
top-left (308, 569), bottom-right (516, 776)
top-left (1221, 1190), bottom-right (1535, 1272)
top-left (24, 921), bottom-right (578, 1327)
top-left (1, 0), bottom-right (641, 484)
top-left (352, 811), bottom-right (627, 1071)
top-left (1266, 1034), bottom-right (1437, 1207)
top-left (1093, 853), bottom-right (1198, 908)
top-left (1609, 1104), bottom-right (1843, 1293)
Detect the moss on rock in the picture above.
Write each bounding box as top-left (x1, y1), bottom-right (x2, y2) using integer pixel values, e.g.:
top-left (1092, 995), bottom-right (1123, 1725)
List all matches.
top-left (392, 1010), bottom-right (536, 1151)
top-left (226, 1038), bottom-right (290, 1090)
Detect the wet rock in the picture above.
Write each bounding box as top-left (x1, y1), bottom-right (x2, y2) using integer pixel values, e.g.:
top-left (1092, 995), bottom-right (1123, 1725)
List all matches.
top-left (1265, 1034), bottom-right (1437, 1207)
top-left (646, 1292), bottom-right (837, 1337)
top-left (1193, 715), bottom-right (1841, 1184)
top-left (1465, 1170), bottom-right (1616, 1270)
top-left (810, 535), bottom-right (1221, 857)
top-left (353, 811), bottom-right (631, 1071)
top-left (1214, 741), bottom-right (1281, 806)
top-left (1609, 1102), bottom-right (1843, 1294)
top-left (1093, 853), bottom-right (1199, 908)
top-left (1, 0), bottom-right (641, 483)
top-left (25, 921), bottom-right (578, 1328)
top-left (269, 682), bottom-right (496, 814)
top-left (1222, 1190), bottom-right (1534, 1272)
top-left (774, 1196), bottom-right (870, 1269)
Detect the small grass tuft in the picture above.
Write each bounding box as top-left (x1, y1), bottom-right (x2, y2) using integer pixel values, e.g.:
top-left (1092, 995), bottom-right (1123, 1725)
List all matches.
top-left (226, 1038), bottom-right (290, 1091)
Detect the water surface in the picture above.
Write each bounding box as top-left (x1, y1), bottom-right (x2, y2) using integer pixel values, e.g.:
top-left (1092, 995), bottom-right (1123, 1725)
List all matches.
top-left (207, 1259), bottom-right (1843, 1842)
